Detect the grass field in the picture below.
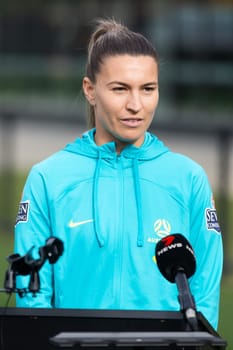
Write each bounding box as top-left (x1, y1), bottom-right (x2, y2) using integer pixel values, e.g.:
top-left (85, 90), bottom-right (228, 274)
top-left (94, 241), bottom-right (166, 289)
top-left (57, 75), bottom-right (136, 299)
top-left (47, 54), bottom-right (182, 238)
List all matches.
top-left (0, 173), bottom-right (232, 348)
top-left (219, 275), bottom-right (233, 348)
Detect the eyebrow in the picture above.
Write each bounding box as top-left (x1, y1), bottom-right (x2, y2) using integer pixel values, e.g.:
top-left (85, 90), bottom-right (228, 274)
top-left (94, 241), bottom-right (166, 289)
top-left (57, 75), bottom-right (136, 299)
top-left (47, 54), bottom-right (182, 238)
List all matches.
top-left (107, 81), bottom-right (158, 87)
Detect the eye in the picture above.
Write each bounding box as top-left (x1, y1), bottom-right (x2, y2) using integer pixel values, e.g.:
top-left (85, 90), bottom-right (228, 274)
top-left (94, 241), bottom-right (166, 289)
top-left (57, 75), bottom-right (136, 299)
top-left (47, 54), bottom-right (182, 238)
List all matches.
top-left (143, 86), bottom-right (157, 93)
top-left (112, 86), bottom-right (127, 92)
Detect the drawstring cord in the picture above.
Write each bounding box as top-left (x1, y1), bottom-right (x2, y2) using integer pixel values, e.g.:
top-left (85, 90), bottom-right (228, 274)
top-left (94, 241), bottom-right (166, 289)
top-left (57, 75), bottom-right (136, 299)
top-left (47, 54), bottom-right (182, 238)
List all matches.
top-left (133, 157), bottom-right (144, 247)
top-left (93, 151), bottom-right (105, 247)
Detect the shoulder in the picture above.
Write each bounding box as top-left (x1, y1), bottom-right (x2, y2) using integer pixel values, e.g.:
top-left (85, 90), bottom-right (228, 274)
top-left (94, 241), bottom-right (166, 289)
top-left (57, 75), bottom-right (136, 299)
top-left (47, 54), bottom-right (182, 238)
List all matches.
top-left (156, 147), bottom-right (207, 176)
top-left (30, 149), bottom-right (69, 175)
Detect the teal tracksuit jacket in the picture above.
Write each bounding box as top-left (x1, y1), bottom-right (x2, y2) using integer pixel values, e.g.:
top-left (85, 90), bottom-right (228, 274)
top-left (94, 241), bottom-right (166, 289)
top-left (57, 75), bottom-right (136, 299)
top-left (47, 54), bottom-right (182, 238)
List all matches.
top-left (14, 129), bottom-right (223, 329)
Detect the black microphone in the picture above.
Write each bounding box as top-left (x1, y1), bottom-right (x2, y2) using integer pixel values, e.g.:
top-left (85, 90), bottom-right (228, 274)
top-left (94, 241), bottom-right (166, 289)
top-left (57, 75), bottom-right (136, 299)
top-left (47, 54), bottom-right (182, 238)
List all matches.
top-left (155, 233), bottom-right (198, 331)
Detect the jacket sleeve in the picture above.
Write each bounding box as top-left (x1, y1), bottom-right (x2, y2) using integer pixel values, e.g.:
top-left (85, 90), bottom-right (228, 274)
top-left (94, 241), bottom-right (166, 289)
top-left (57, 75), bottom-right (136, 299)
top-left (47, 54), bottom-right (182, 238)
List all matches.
top-left (14, 166), bottom-right (54, 308)
top-left (189, 165), bottom-right (223, 330)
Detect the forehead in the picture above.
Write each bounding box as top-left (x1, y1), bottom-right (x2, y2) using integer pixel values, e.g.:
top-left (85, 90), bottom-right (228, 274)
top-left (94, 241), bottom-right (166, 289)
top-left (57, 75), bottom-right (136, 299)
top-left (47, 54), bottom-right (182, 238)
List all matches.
top-left (97, 54), bottom-right (158, 82)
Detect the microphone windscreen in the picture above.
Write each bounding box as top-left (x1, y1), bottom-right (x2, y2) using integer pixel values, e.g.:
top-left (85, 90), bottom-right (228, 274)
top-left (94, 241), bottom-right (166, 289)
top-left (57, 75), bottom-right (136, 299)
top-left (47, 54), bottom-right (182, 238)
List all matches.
top-left (155, 234), bottom-right (196, 283)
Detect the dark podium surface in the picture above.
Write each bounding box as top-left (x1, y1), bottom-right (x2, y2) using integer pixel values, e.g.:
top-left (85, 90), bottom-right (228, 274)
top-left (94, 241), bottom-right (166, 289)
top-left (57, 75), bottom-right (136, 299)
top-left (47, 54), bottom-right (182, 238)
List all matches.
top-left (0, 307), bottom-right (227, 349)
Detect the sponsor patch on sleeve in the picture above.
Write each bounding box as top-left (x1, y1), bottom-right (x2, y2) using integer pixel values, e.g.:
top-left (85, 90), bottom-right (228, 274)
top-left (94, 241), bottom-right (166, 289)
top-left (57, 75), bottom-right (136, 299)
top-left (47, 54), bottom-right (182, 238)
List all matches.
top-left (205, 208), bottom-right (221, 234)
top-left (15, 200), bottom-right (30, 225)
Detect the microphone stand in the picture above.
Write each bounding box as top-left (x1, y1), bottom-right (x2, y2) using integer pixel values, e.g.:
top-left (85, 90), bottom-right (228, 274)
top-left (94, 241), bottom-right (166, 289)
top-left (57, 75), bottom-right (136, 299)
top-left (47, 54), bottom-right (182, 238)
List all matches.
top-left (0, 237), bottom-right (64, 297)
top-left (175, 267), bottom-right (198, 331)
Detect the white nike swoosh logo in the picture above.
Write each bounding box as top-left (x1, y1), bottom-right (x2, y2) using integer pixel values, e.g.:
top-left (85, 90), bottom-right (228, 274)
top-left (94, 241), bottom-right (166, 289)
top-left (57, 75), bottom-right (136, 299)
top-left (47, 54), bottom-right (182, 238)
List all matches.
top-left (68, 219), bottom-right (93, 228)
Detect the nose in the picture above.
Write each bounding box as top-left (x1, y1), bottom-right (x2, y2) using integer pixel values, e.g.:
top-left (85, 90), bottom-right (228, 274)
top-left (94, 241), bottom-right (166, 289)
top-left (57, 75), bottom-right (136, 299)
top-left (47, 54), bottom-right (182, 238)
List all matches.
top-left (126, 91), bottom-right (142, 113)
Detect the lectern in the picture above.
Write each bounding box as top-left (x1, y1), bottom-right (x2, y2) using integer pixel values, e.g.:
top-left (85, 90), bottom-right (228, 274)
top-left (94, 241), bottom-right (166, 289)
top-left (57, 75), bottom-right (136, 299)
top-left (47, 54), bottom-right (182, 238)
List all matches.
top-left (0, 307), bottom-right (227, 349)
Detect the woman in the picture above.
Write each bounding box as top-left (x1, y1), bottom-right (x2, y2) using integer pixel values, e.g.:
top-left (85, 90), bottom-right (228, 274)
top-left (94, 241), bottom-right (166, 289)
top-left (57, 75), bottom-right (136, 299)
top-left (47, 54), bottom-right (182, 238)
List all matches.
top-left (14, 19), bottom-right (223, 330)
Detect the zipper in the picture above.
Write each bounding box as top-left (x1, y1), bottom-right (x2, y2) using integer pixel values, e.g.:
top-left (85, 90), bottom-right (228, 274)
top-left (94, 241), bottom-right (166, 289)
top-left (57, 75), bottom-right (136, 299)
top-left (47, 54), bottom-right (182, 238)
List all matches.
top-left (112, 154), bottom-right (125, 308)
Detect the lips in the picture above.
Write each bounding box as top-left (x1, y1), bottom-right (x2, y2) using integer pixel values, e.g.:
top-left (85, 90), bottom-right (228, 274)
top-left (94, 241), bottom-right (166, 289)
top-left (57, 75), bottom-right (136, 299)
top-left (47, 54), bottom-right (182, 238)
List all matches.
top-left (120, 118), bottom-right (143, 127)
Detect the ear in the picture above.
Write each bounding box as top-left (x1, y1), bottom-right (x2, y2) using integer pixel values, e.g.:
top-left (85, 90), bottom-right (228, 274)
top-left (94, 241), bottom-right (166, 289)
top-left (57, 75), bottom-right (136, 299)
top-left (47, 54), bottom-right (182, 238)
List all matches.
top-left (83, 77), bottom-right (96, 105)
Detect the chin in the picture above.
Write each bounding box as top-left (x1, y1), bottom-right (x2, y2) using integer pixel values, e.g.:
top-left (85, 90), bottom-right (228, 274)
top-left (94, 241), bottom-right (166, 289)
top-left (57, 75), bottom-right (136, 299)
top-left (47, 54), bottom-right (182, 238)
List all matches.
top-left (117, 136), bottom-right (142, 147)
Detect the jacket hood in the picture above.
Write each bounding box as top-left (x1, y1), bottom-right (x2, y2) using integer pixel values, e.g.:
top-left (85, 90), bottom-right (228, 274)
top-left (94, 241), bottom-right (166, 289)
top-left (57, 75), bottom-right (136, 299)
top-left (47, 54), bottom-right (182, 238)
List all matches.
top-left (64, 129), bottom-right (169, 161)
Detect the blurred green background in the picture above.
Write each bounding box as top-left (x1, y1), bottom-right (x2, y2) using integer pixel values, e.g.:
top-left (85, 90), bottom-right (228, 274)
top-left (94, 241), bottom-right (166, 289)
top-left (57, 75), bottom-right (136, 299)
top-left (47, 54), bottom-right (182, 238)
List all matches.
top-left (0, 0), bottom-right (233, 348)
